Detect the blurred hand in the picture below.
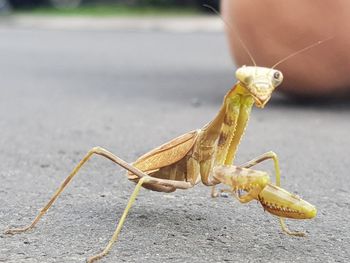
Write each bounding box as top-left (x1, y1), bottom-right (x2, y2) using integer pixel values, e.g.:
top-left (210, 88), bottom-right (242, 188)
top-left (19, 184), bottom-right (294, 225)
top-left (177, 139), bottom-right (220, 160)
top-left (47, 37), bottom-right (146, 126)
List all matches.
top-left (221, 0), bottom-right (350, 98)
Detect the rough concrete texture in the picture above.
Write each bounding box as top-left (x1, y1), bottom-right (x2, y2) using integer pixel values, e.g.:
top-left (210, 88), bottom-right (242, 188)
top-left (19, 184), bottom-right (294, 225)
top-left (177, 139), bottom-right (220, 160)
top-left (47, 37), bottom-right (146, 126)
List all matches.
top-left (0, 26), bottom-right (349, 263)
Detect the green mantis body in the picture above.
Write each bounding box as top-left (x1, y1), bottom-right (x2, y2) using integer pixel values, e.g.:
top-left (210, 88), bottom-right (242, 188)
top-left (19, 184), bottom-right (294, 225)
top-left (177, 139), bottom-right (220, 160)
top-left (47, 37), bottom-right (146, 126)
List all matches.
top-left (129, 65), bottom-right (316, 223)
top-left (5, 65), bottom-right (316, 263)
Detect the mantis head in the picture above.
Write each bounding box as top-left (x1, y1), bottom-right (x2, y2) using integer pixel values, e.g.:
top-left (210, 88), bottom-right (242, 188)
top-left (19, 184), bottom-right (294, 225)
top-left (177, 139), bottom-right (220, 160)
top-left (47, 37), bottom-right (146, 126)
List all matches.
top-left (257, 183), bottom-right (317, 219)
top-left (203, 4), bottom-right (331, 109)
top-left (236, 66), bottom-right (283, 108)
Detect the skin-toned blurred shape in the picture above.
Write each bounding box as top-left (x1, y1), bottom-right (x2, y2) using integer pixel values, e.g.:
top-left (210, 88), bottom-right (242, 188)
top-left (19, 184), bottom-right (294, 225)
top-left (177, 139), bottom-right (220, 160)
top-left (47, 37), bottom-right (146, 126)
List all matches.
top-left (222, 0), bottom-right (350, 97)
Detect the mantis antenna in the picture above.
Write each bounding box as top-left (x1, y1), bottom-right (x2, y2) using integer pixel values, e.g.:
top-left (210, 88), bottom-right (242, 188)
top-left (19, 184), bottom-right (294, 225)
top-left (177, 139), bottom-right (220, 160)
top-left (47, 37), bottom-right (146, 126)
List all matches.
top-left (271, 36), bottom-right (334, 69)
top-left (203, 4), bottom-right (257, 67)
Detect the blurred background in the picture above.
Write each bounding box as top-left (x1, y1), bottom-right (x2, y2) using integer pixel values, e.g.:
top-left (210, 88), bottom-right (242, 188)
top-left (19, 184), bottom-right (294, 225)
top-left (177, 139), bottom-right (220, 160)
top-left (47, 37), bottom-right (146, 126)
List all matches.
top-left (0, 0), bottom-right (219, 13)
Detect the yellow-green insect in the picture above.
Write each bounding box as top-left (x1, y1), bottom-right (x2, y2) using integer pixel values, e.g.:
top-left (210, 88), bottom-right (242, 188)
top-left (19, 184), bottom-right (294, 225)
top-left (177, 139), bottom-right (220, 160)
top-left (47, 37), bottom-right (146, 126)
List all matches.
top-left (4, 67), bottom-right (317, 262)
top-left (5, 7), bottom-right (327, 263)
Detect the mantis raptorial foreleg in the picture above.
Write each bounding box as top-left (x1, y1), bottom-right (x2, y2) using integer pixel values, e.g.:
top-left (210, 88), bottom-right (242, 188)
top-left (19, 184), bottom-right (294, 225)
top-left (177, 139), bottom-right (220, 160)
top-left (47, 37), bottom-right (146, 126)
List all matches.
top-left (240, 152), bottom-right (304, 236)
top-left (240, 151), bottom-right (281, 186)
top-left (212, 152), bottom-right (304, 237)
top-left (211, 151), bottom-right (281, 198)
top-left (211, 165), bottom-right (269, 201)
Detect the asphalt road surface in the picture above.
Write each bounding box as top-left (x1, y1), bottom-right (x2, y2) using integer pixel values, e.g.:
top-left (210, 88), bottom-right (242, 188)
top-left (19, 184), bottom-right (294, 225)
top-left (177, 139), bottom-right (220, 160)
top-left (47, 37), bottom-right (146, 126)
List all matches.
top-left (0, 24), bottom-right (349, 263)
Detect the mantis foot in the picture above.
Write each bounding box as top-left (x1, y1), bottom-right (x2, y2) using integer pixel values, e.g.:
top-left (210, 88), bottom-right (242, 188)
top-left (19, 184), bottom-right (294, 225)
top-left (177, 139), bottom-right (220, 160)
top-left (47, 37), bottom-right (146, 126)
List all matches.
top-left (4, 226), bottom-right (31, 235)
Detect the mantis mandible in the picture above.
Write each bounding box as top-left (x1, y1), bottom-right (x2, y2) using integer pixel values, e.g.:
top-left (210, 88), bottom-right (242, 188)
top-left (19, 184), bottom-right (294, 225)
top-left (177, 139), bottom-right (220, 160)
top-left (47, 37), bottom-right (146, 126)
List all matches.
top-left (5, 6), bottom-right (328, 263)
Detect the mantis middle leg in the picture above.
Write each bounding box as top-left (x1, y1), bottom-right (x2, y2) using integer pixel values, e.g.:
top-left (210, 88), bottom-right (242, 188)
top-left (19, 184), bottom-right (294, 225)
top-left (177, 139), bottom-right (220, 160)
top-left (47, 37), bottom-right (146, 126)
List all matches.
top-left (87, 176), bottom-right (150, 263)
top-left (5, 146), bottom-right (194, 235)
top-left (5, 147), bottom-right (195, 262)
top-left (240, 151), bottom-right (281, 186)
top-left (85, 174), bottom-right (200, 262)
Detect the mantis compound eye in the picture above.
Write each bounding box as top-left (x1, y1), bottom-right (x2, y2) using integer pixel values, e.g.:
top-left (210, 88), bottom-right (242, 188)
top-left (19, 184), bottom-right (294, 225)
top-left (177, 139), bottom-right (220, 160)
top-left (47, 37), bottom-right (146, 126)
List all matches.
top-left (273, 71), bottom-right (281, 80)
top-left (271, 70), bottom-right (283, 88)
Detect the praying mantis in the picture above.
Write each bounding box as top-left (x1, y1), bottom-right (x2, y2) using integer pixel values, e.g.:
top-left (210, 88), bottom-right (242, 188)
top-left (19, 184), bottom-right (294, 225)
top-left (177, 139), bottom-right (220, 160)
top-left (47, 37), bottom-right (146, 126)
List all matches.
top-left (4, 6), bottom-right (328, 263)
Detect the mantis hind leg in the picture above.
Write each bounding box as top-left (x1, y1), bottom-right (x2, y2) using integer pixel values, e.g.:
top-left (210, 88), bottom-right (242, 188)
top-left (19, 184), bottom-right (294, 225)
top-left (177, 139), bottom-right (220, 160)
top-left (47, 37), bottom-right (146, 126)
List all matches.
top-left (240, 151), bottom-right (304, 237)
top-left (5, 146), bottom-right (195, 262)
top-left (5, 146), bottom-right (149, 235)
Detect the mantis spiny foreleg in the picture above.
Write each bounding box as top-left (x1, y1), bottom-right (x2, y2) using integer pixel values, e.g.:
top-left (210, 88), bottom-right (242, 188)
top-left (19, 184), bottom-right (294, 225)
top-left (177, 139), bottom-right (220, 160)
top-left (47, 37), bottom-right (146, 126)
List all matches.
top-left (211, 165), bottom-right (269, 201)
top-left (213, 152), bottom-right (305, 236)
top-left (240, 152), bottom-right (305, 236)
top-left (211, 151), bottom-right (280, 197)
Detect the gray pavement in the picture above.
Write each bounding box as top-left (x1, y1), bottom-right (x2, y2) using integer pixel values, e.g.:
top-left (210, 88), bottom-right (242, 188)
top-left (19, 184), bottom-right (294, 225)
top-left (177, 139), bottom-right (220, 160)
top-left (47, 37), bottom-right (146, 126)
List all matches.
top-left (0, 21), bottom-right (349, 263)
